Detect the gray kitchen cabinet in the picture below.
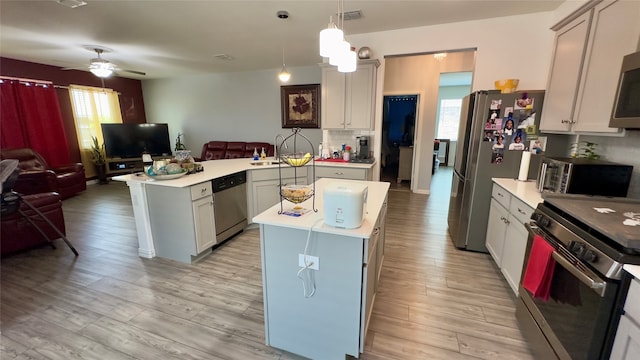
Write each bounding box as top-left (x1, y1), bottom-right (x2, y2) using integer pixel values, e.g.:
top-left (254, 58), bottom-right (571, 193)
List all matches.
top-left (485, 183), bottom-right (533, 296)
top-left (321, 60), bottom-right (379, 130)
top-left (486, 198), bottom-right (510, 267)
top-left (611, 278), bottom-right (640, 359)
top-left (248, 167), bottom-right (308, 222)
top-left (540, 0), bottom-right (640, 134)
top-left (146, 181), bottom-right (216, 263)
top-left (315, 166), bottom-right (370, 181)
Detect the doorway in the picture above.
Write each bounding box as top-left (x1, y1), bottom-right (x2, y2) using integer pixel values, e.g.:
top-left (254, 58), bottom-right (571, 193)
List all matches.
top-left (381, 94), bottom-right (419, 190)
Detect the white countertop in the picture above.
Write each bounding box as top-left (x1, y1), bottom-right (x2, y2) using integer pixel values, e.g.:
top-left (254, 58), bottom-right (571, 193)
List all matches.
top-left (625, 265), bottom-right (640, 279)
top-left (492, 178), bottom-right (543, 209)
top-left (253, 178), bottom-right (390, 239)
top-left (112, 157), bottom-right (375, 188)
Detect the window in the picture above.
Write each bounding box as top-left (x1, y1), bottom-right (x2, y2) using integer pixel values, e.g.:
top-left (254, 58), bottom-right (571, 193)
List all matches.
top-left (436, 98), bottom-right (462, 141)
top-left (69, 85), bottom-right (122, 177)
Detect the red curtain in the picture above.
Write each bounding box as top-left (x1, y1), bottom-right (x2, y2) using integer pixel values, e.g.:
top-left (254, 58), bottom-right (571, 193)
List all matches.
top-left (0, 80), bottom-right (71, 166)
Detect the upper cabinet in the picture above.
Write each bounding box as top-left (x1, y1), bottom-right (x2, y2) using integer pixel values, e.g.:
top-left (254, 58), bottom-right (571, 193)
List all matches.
top-left (321, 60), bottom-right (379, 130)
top-left (540, 0), bottom-right (640, 134)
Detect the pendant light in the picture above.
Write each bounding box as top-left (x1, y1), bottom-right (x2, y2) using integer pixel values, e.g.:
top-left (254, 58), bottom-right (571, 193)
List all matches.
top-left (320, 0), bottom-right (356, 73)
top-left (278, 47), bottom-right (291, 82)
top-left (319, 16), bottom-right (343, 58)
top-left (277, 10), bottom-right (291, 82)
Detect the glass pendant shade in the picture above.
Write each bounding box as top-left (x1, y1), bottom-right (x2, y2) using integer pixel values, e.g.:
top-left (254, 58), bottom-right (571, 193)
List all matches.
top-left (338, 49), bottom-right (357, 73)
top-left (278, 65), bottom-right (291, 82)
top-left (319, 19), bottom-right (343, 58)
top-left (329, 40), bottom-right (350, 66)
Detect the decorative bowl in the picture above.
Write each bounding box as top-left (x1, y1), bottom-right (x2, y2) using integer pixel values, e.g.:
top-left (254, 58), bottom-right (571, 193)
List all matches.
top-left (494, 79), bottom-right (519, 94)
top-left (148, 169), bottom-right (188, 180)
top-left (281, 185), bottom-right (314, 204)
top-left (281, 153), bottom-right (312, 167)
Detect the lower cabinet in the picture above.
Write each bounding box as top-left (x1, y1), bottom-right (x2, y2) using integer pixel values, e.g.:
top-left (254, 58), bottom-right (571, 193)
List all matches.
top-left (315, 166), bottom-right (371, 181)
top-left (485, 183), bottom-right (533, 296)
top-left (146, 181), bottom-right (216, 263)
top-left (611, 278), bottom-right (640, 359)
top-left (486, 198), bottom-right (510, 267)
top-left (248, 167), bottom-right (308, 222)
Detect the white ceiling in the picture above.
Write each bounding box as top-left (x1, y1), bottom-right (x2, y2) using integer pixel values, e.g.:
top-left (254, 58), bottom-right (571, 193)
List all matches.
top-left (0, 0), bottom-right (563, 80)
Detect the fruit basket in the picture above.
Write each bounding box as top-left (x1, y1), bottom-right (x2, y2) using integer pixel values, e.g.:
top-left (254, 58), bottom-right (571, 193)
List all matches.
top-left (280, 152), bottom-right (312, 167)
top-left (280, 184), bottom-right (314, 204)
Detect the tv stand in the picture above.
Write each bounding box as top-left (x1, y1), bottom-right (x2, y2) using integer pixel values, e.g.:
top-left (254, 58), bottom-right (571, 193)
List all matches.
top-left (106, 158), bottom-right (144, 175)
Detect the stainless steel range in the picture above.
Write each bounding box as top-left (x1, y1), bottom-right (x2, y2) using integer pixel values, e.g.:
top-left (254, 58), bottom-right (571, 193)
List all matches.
top-left (517, 194), bottom-right (640, 360)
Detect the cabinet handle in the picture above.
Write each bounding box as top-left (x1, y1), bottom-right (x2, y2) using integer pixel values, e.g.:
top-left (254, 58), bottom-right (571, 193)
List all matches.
top-left (561, 119), bottom-right (569, 124)
top-left (517, 208), bottom-right (527, 215)
top-left (201, 188), bottom-right (207, 194)
top-left (334, 172), bottom-right (344, 175)
top-left (497, 192), bottom-right (503, 197)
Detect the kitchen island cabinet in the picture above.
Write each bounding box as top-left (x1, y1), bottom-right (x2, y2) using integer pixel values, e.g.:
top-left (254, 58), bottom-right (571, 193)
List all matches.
top-left (486, 179), bottom-right (542, 296)
top-left (253, 178), bottom-right (389, 359)
top-left (146, 181), bottom-right (217, 263)
top-left (321, 60), bottom-right (379, 130)
top-left (540, 0), bottom-right (640, 134)
top-left (114, 158), bottom-right (374, 262)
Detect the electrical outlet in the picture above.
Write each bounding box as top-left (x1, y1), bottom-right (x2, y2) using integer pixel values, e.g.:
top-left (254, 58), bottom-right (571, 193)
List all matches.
top-left (298, 254), bottom-right (319, 270)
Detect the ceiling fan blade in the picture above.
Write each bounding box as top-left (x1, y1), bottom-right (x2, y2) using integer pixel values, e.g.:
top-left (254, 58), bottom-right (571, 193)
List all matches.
top-left (119, 69), bottom-right (146, 76)
top-left (61, 66), bottom-right (86, 71)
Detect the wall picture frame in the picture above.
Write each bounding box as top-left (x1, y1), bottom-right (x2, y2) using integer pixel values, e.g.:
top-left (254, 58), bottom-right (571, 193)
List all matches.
top-left (281, 84), bottom-right (320, 128)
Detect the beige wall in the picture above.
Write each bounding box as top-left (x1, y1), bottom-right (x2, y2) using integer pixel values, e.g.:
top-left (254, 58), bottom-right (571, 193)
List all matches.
top-left (383, 51), bottom-right (475, 192)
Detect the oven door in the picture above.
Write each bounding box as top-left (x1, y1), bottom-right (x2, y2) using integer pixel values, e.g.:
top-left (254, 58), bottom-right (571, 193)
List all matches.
top-left (518, 223), bottom-right (619, 360)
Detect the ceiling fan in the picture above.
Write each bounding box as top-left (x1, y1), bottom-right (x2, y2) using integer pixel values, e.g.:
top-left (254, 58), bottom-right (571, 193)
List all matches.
top-left (64, 46), bottom-right (146, 78)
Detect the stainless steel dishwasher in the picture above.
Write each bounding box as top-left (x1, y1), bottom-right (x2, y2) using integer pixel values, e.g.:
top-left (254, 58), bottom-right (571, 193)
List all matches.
top-left (212, 171), bottom-right (247, 243)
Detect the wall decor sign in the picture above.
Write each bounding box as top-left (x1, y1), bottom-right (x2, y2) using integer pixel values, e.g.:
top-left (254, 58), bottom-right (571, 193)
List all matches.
top-left (281, 84), bottom-right (320, 128)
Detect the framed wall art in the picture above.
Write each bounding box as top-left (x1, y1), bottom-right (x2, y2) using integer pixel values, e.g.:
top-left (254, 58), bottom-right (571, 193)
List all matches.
top-left (281, 84), bottom-right (320, 128)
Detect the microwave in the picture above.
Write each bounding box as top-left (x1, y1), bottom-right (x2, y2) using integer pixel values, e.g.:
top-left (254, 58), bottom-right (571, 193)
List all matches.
top-left (610, 51), bottom-right (640, 128)
top-left (536, 157), bottom-right (633, 197)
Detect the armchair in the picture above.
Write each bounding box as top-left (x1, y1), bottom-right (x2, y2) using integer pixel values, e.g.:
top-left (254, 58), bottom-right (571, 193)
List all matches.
top-left (1, 191), bottom-right (66, 256)
top-left (0, 148), bottom-right (86, 199)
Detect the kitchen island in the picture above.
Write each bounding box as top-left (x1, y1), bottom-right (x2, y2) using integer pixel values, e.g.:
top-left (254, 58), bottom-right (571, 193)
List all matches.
top-left (112, 158), bottom-right (375, 262)
top-left (253, 178), bottom-right (389, 359)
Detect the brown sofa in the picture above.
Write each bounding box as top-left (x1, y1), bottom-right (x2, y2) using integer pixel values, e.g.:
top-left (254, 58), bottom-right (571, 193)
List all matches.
top-left (199, 141), bottom-right (275, 161)
top-left (0, 148), bottom-right (86, 199)
top-left (1, 191), bottom-right (66, 256)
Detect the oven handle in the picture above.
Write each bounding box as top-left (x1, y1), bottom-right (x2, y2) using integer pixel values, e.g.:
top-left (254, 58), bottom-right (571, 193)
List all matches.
top-left (550, 252), bottom-right (607, 297)
top-left (525, 222), bottom-right (607, 297)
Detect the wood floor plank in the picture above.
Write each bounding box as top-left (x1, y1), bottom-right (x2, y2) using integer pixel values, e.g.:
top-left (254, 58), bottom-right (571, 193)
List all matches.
top-left (80, 316), bottom-right (221, 360)
top-left (457, 333), bottom-right (535, 360)
top-left (1, 334), bottom-right (30, 359)
top-left (368, 331), bottom-right (477, 360)
top-left (128, 309), bottom-right (281, 360)
top-left (87, 277), bottom-right (206, 320)
top-left (2, 315), bottom-right (134, 360)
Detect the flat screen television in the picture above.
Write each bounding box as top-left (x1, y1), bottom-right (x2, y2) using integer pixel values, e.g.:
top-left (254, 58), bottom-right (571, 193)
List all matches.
top-left (101, 123), bottom-right (172, 159)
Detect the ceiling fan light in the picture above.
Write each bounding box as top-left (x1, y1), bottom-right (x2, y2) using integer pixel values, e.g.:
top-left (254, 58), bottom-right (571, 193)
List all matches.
top-left (278, 65), bottom-right (291, 82)
top-left (89, 62), bottom-right (114, 78)
top-left (338, 49), bottom-right (357, 73)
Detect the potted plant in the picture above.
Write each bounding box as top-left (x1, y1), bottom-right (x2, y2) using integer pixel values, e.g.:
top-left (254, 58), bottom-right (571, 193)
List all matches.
top-left (571, 141), bottom-right (600, 160)
top-left (90, 136), bottom-right (108, 184)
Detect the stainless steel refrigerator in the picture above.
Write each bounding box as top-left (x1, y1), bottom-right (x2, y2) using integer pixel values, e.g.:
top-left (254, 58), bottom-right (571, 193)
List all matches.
top-left (447, 90), bottom-right (545, 252)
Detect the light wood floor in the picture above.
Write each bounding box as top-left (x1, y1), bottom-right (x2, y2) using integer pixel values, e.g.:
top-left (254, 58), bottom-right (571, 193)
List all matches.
top-left (1, 170), bottom-right (534, 360)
